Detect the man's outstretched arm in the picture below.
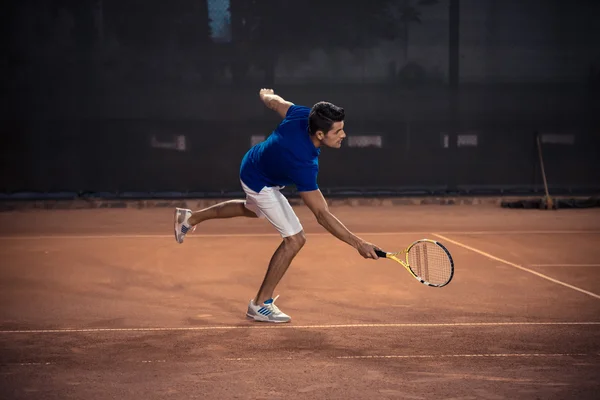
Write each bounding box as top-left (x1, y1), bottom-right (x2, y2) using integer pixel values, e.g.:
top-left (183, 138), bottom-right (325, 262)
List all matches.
top-left (259, 88), bottom-right (293, 119)
top-left (299, 189), bottom-right (380, 259)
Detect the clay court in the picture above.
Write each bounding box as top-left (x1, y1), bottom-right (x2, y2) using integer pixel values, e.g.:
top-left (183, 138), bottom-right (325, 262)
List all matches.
top-left (0, 204), bottom-right (599, 399)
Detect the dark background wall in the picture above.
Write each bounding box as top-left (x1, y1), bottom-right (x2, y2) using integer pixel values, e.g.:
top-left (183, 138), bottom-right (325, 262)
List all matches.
top-left (2, 0), bottom-right (599, 198)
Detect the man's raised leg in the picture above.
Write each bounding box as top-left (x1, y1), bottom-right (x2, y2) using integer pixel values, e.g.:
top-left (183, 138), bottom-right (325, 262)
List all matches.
top-left (188, 200), bottom-right (258, 225)
top-left (174, 200), bottom-right (257, 244)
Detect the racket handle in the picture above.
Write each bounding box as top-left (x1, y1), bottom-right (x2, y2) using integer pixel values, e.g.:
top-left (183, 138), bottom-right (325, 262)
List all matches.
top-left (374, 249), bottom-right (387, 258)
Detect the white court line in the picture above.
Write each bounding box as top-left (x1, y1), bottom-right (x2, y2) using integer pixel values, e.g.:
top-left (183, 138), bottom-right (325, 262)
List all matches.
top-left (1, 321), bottom-right (599, 334)
top-left (432, 234), bottom-right (600, 300)
top-left (7, 354), bottom-right (595, 366)
top-left (336, 353), bottom-right (591, 360)
top-left (438, 230), bottom-right (600, 235)
top-left (6, 362), bottom-right (53, 366)
top-left (226, 353), bottom-right (592, 361)
top-left (0, 230), bottom-right (599, 240)
top-left (531, 264), bottom-right (600, 267)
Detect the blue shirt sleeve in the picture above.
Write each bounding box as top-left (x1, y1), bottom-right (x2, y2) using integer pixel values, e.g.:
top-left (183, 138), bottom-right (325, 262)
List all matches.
top-left (289, 166), bottom-right (319, 192)
top-left (285, 105), bottom-right (311, 121)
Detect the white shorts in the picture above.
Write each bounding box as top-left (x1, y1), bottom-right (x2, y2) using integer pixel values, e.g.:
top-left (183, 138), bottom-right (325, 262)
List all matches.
top-left (240, 179), bottom-right (303, 238)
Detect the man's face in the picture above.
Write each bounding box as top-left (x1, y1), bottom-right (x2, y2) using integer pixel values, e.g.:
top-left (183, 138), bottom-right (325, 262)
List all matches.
top-left (319, 121), bottom-right (346, 149)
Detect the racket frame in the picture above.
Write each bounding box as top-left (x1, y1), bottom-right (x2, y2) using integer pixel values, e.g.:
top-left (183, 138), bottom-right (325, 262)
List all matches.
top-left (378, 239), bottom-right (454, 287)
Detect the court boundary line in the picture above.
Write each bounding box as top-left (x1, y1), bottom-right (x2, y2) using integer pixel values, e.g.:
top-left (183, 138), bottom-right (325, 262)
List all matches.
top-left (531, 264), bottom-right (600, 267)
top-left (4, 353), bottom-right (596, 366)
top-left (432, 233), bottom-right (600, 300)
top-left (4, 353), bottom-right (597, 367)
top-left (1, 230), bottom-right (599, 240)
top-left (227, 353), bottom-right (594, 361)
top-left (1, 321), bottom-right (599, 334)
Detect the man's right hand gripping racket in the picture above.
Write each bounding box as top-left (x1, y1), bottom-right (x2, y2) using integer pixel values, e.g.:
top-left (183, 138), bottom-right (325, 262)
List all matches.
top-left (375, 239), bottom-right (454, 288)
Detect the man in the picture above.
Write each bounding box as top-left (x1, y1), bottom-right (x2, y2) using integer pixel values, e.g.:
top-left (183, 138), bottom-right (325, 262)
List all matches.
top-left (174, 88), bottom-right (380, 323)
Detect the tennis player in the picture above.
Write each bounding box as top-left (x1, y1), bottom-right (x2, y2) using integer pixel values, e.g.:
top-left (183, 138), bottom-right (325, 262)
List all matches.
top-left (174, 88), bottom-right (380, 323)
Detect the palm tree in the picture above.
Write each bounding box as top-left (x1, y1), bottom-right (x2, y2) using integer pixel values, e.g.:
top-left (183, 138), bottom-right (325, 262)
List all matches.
top-left (380, 0), bottom-right (440, 77)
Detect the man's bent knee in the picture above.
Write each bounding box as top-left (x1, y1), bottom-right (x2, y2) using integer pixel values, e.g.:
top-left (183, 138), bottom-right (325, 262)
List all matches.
top-left (283, 231), bottom-right (306, 252)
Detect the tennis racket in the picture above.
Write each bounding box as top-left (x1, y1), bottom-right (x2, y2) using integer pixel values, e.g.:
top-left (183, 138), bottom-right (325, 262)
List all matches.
top-left (375, 239), bottom-right (454, 287)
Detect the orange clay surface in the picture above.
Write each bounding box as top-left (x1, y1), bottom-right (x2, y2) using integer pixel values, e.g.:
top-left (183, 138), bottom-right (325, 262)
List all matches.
top-left (0, 205), bottom-right (599, 399)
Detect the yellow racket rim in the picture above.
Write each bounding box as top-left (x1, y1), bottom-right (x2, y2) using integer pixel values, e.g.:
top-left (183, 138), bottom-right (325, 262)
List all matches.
top-left (381, 239), bottom-right (454, 287)
top-left (405, 239), bottom-right (454, 287)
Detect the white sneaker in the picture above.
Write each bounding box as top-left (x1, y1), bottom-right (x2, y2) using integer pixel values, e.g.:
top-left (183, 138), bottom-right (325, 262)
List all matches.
top-left (173, 207), bottom-right (195, 244)
top-left (246, 295), bottom-right (291, 323)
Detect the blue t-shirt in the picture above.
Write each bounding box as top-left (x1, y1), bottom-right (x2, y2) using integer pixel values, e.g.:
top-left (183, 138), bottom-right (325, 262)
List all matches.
top-left (240, 105), bottom-right (320, 193)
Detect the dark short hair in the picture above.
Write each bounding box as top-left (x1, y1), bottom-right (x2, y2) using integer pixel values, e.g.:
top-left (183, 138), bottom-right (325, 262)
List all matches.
top-left (308, 101), bottom-right (345, 136)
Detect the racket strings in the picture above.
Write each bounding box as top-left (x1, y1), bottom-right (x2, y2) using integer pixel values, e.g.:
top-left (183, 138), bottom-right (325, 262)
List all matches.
top-left (408, 242), bottom-right (452, 285)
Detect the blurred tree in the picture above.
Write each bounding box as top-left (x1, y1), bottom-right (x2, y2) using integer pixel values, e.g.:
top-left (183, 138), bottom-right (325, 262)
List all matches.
top-left (230, 0), bottom-right (311, 85)
top-left (303, 0), bottom-right (440, 83)
top-left (317, 2), bottom-right (388, 82)
top-left (381, 0), bottom-right (440, 63)
top-left (228, 0), bottom-right (440, 85)
top-left (379, 0), bottom-right (440, 84)
top-left (229, 0), bottom-right (386, 85)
